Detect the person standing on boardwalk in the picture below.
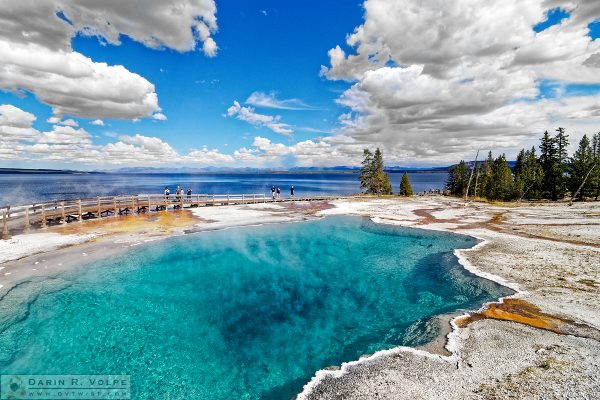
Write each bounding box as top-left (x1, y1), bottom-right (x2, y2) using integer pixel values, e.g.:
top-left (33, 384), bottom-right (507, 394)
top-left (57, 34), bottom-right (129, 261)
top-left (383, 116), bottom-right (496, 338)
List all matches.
top-left (290, 185), bottom-right (295, 198)
top-left (276, 187), bottom-right (281, 199)
top-left (187, 188), bottom-right (192, 199)
top-left (271, 186), bottom-right (276, 200)
top-left (164, 186), bottom-right (170, 199)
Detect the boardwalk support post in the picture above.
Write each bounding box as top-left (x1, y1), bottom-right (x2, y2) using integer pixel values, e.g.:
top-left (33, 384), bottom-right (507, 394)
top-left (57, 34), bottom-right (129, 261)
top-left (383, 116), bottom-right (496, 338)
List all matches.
top-left (131, 195), bottom-right (136, 214)
top-left (23, 206), bottom-right (30, 233)
top-left (77, 199), bottom-right (83, 222)
top-left (97, 197), bottom-right (101, 217)
top-left (41, 205), bottom-right (47, 229)
top-left (2, 210), bottom-right (10, 240)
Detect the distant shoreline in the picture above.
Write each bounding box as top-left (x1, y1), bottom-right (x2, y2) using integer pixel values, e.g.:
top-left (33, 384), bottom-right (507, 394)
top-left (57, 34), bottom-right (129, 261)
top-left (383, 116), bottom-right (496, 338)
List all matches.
top-left (0, 168), bottom-right (100, 175)
top-left (0, 168), bottom-right (449, 175)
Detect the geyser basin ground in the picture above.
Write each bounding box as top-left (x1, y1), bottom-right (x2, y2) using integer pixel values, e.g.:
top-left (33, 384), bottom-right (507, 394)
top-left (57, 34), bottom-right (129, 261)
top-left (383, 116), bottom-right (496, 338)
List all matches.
top-left (0, 216), bottom-right (511, 399)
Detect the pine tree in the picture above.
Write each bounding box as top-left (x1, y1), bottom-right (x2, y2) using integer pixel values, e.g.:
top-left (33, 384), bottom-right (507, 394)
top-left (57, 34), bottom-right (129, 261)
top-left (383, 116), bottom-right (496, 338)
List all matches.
top-left (568, 135), bottom-right (595, 201)
top-left (513, 149), bottom-right (525, 199)
top-left (513, 149), bottom-right (526, 199)
top-left (490, 154), bottom-right (514, 201)
top-left (359, 149), bottom-right (374, 194)
top-left (539, 130), bottom-right (560, 200)
top-left (591, 132), bottom-right (600, 200)
top-left (399, 172), bottom-right (413, 196)
top-left (479, 151), bottom-right (495, 199)
top-left (514, 147), bottom-right (544, 200)
top-left (446, 160), bottom-right (469, 196)
top-left (555, 127), bottom-right (570, 199)
top-left (359, 148), bottom-right (392, 195)
top-left (373, 148), bottom-right (392, 195)
top-left (523, 148), bottom-right (542, 198)
top-left (514, 149), bottom-right (526, 178)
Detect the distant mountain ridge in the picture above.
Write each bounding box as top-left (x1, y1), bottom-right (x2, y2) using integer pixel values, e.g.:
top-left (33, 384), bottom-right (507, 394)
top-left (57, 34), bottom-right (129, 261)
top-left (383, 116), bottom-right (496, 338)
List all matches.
top-left (0, 164), bottom-right (486, 174)
top-left (108, 166), bottom-right (451, 174)
top-left (0, 168), bottom-right (97, 174)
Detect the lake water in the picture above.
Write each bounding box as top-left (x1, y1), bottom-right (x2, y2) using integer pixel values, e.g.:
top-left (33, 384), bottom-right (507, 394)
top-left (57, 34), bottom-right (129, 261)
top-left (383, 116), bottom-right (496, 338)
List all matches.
top-left (0, 216), bottom-right (511, 399)
top-left (0, 172), bottom-right (447, 205)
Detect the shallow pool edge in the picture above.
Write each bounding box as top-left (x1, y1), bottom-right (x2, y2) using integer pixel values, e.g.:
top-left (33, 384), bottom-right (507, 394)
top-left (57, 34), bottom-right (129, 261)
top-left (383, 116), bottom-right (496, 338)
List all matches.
top-left (296, 216), bottom-right (524, 400)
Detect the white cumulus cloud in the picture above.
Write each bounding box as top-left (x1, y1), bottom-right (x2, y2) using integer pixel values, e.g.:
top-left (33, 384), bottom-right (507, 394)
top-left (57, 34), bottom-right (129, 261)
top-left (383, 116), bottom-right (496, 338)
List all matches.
top-left (0, 0), bottom-right (218, 120)
top-left (321, 0), bottom-right (600, 163)
top-left (246, 91), bottom-right (314, 110)
top-left (184, 147), bottom-right (235, 164)
top-left (152, 113), bottom-right (168, 121)
top-left (0, 104), bottom-right (39, 142)
top-left (0, 104), bottom-right (238, 166)
top-left (226, 101), bottom-right (293, 135)
top-left (232, 136), bottom-right (364, 167)
top-left (57, 118), bottom-right (79, 127)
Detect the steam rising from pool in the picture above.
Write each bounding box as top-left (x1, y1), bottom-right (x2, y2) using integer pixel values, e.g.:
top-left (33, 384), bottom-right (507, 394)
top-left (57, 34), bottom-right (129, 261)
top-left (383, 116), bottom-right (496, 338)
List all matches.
top-left (0, 216), bottom-right (511, 399)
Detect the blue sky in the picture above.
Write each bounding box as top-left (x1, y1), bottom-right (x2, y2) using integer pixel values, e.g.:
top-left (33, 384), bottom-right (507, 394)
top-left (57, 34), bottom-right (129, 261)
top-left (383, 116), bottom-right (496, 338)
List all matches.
top-left (1, 1), bottom-right (600, 169)
top-left (72, 1), bottom-right (362, 151)
top-left (0, 1), bottom-right (363, 166)
top-left (535, 8), bottom-right (600, 99)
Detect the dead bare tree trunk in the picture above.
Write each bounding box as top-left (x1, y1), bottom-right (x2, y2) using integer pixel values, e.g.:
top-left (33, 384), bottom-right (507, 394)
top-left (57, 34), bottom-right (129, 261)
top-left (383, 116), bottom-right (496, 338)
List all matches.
top-left (474, 164), bottom-right (480, 199)
top-left (569, 164), bottom-right (596, 205)
top-left (465, 149), bottom-right (479, 201)
top-left (519, 170), bottom-right (537, 203)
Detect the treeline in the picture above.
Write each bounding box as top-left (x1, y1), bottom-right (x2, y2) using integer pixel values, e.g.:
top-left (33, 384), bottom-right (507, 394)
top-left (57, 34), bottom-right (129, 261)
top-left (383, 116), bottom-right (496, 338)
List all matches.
top-left (360, 148), bottom-right (414, 196)
top-left (446, 129), bottom-right (600, 201)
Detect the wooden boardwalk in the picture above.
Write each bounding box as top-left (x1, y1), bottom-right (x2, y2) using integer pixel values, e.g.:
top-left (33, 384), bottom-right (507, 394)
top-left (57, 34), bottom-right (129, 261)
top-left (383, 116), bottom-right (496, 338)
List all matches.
top-left (1, 193), bottom-right (349, 239)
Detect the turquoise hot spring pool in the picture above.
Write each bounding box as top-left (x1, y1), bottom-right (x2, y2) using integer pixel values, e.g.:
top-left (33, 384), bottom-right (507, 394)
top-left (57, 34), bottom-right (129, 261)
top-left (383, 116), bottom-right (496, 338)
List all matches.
top-left (0, 216), bottom-right (512, 399)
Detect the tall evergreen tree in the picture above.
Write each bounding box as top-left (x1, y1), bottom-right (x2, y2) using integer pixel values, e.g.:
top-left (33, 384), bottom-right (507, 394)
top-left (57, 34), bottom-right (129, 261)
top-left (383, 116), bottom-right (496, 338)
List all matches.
top-left (514, 149), bottom-right (526, 177)
top-left (514, 147), bottom-right (544, 200)
top-left (373, 148), bottom-right (393, 195)
top-left (490, 154), bottom-right (514, 201)
top-left (399, 172), bottom-right (413, 196)
top-left (555, 127), bottom-right (570, 199)
top-left (359, 148), bottom-right (392, 195)
top-left (446, 160), bottom-right (469, 196)
top-left (478, 151), bottom-right (495, 199)
top-left (359, 149), bottom-right (374, 193)
top-left (568, 135), bottom-right (595, 201)
top-left (539, 130), bottom-right (560, 200)
top-left (591, 132), bottom-right (600, 200)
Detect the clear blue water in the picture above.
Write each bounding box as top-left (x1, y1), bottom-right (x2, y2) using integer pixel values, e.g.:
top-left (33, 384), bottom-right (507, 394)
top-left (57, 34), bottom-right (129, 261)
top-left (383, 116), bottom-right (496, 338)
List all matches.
top-left (0, 172), bottom-right (447, 205)
top-left (0, 217), bottom-right (511, 399)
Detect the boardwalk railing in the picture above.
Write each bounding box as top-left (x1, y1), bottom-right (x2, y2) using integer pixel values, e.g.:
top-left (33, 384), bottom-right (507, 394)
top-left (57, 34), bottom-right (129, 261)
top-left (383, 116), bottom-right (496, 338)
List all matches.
top-left (1, 193), bottom-right (348, 239)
